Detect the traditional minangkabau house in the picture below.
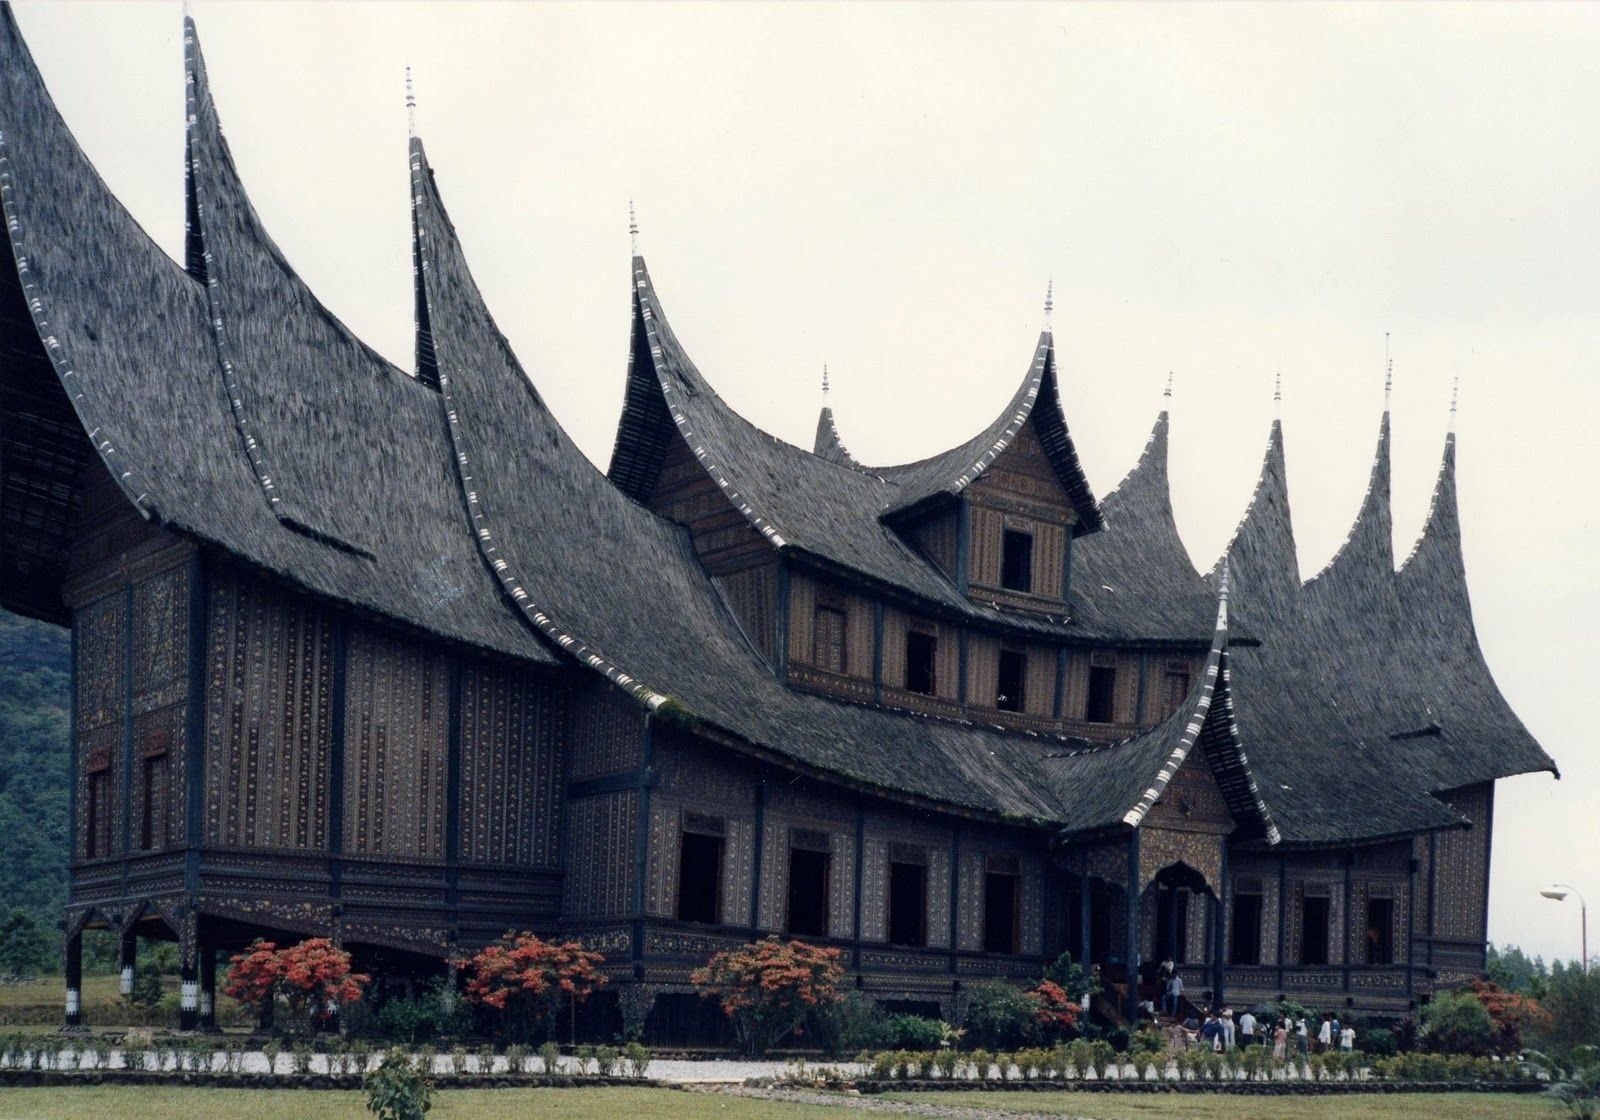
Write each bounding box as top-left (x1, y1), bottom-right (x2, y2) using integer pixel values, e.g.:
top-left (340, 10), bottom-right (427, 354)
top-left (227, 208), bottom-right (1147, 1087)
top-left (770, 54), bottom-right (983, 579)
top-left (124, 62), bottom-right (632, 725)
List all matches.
top-left (0, 7), bottom-right (1555, 1040)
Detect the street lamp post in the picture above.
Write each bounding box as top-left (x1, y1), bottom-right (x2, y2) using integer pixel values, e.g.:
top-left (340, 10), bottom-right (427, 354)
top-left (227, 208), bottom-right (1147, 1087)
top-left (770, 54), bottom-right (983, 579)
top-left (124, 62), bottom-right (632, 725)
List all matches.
top-left (1540, 885), bottom-right (1588, 974)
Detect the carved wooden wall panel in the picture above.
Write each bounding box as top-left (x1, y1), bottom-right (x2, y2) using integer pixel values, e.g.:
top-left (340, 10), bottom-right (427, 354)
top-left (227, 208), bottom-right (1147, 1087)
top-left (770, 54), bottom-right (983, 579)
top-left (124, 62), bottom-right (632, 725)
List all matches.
top-left (906, 510), bottom-right (958, 580)
top-left (567, 685), bottom-right (644, 783)
top-left (564, 790), bottom-right (638, 918)
top-left (458, 661), bottom-right (564, 867)
top-left (647, 434), bottom-right (770, 574)
top-left (712, 563), bottom-right (778, 665)
top-left (1433, 783), bottom-right (1491, 942)
top-left (203, 571), bottom-right (333, 850)
top-left (343, 625), bottom-right (449, 860)
top-left (75, 594), bottom-right (125, 859)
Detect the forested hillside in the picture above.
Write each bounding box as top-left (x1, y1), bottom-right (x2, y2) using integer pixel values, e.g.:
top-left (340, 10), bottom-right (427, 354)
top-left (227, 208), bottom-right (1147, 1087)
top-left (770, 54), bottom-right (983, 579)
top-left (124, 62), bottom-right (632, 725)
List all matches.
top-left (0, 607), bottom-right (70, 971)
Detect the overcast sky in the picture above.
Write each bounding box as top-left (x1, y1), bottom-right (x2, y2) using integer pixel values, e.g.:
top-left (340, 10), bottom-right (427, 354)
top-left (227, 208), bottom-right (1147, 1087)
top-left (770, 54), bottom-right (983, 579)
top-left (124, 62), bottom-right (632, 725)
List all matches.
top-left (14, 1), bottom-right (1597, 967)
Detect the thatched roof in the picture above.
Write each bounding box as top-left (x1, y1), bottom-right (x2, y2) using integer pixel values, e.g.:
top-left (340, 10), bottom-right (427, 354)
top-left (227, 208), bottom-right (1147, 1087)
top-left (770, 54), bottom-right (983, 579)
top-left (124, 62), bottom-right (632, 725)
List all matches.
top-left (1069, 407), bottom-right (1219, 641)
top-left (0, 6), bottom-right (1552, 842)
top-left (608, 274), bottom-right (1107, 635)
top-left (0, 7), bottom-right (548, 662)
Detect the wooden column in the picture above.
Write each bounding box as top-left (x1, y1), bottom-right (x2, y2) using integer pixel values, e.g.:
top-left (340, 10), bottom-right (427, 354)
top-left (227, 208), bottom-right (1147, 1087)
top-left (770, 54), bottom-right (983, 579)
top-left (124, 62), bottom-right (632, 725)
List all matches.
top-left (63, 929), bottom-right (84, 1030)
top-left (119, 929), bottom-right (137, 997)
top-left (1124, 832), bottom-right (1141, 1021)
top-left (199, 946), bottom-right (218, 1032)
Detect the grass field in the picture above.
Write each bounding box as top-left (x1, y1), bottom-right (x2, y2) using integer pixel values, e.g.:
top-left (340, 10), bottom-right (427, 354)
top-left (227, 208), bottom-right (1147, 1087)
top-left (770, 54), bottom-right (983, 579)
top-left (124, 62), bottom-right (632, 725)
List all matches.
top-left (0, 1085), bottom-right (844, 1120)
top-left (884, 1089), bottom-right (1560, 1120)
top-left (0, 1087), bottom-right (1566, 1120)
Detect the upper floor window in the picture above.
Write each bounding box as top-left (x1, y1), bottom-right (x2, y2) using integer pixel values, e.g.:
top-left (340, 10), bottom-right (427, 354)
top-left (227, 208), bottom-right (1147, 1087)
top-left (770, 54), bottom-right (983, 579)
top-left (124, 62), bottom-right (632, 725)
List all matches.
top-left (1299, 890), bottom-right (1331, 965)
top-left (1162, 669), bottom-right (1191, 718)
top-left (814, 606), bottom-right (847, 674)
top-left (888, 845), bottom-right (929, 947)
top-left (983, 854), bottom-right (1021, 954)
top-left (1365, 896), bottom-right (1395, 965)
top-left (1085, 663), bottom-right (1117, 723)
top-left (677, 814), bottom-right (725, 925)
top-left (997, 648), bottom-right (1026, 712)
top-left (906, 630), bottom-right (937, 696)
top-left (1001, 529), bottom-right (1034, 593)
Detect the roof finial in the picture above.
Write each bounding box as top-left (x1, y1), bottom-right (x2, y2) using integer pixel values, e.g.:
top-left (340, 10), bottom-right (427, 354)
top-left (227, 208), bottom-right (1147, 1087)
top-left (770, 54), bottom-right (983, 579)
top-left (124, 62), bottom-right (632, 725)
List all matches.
top-left (1273, 370), bottom-right (1282, 419)
top-left (821, 363), bottom-right (830, 401)
top-left (1163, 371), bottom-right (1173, 401)
top-left (1384, 332), bottom-right (1393, 411)
top-left (1043, 279), bottom-right (1053, 333)
top-left (628, 200), bottom-right (639, 257)
top-left (1449, 373), bottom-right (1459, 434)
top-left (183, 0), bottom-right (194, 20)
top-left (1217, 555), bottom-right (1231, 628)
top-left (405, 67), bottom-right (416, 139)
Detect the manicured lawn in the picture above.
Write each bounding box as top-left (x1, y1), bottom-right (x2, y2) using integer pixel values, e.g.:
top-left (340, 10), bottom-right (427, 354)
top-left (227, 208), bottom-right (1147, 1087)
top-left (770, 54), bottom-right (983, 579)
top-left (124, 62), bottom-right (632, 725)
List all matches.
top-left (884, 1089), bottom-right (1558, 1120)
top-left (0, 1086), bottom-right (844, 1120)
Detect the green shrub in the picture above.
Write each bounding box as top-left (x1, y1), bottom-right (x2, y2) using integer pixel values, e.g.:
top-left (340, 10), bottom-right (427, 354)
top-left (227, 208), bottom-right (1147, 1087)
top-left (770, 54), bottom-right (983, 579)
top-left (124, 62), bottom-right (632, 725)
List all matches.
top-left (808, 991), bottom-right (890, 1055)
top-left (1420, 989), bottom-right (1497, 1057)
top-left (969, 1048), bottom-right (993, 1080)
top-left (290, 1042), bottom-right (314, 1075)
top-left (365, 1048), bottom-right (434, 1120)
top-left (1363, 1027), bottom-right (1397, 1056)
top-left (538, 1041), bottom-right (561, 1073)
top-left (882, 1013), bottom-right (945, 1051)
top-left (623, 1040), bottom-right (651, 1078)
top-left (962, 981), bottom-right (1038, 1051)
top-left (1129, 1027), bottom-right (1163, 1057)
top-left (594, 1045), bottom-right (619, 1077)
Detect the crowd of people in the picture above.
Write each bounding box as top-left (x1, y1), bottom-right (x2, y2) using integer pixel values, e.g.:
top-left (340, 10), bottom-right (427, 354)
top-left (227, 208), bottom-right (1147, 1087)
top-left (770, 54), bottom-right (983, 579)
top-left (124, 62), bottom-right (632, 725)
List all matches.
top-left (1150, 957), bottom-right (1357, 1055)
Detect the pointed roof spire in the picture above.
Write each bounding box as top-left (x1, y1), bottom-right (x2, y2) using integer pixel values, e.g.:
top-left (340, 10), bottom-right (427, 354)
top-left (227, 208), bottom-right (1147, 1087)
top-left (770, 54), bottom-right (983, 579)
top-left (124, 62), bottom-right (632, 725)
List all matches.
top-left (1384, 332), bottom-right (1393, 411)
top-left (1163, 371), bottom-right (1173, 403)
top-left (821, 362), bottom-right (830, 400)
top-left (628, 199), bottom-right (639, 257)
top-left (1273, 370), bottom-right (1282, 419)
top-left (405, 67), bottom-right (416, 138)
top-left (1449, 374), bottom-right (1459, 434)
top-left (1043, 279), bottom-right (1053, 333)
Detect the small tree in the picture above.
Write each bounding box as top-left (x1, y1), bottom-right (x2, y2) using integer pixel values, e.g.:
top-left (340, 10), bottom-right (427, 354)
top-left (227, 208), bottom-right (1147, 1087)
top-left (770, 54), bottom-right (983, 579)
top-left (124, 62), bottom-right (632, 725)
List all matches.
top-left (1419, 988), bottom-right (1496, 1056)
top-left (460, 931), bottom-right (607, 1042)
top-left (225, 939), bottom-right (283, 1030)
top-left (225, 937), bottom-right (368, 1032)
top-left (278, 938), bottom-right (369, 1025)
top-left (691, 936), bottom-right (843, 1056)
top-left (365, 1048), bottom-right (433, 1120)
top-left (1030, 980), bottom-right (1081, 1040)
top-left (963, 980), bottom-right (1040, 1051)
top-left (1467, 978), bottom-right (1551, 1054)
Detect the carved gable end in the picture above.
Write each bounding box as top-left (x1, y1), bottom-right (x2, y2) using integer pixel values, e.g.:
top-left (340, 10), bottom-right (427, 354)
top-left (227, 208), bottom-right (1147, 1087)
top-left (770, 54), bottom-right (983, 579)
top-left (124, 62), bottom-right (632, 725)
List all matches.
top-left (1144, 753), bottom-right (1236, 836)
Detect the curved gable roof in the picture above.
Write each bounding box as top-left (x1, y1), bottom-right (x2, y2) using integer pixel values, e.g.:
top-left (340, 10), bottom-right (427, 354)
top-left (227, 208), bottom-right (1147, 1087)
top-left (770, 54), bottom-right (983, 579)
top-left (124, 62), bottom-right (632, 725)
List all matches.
top-left (1071, 406), bottom-right (1217, 641)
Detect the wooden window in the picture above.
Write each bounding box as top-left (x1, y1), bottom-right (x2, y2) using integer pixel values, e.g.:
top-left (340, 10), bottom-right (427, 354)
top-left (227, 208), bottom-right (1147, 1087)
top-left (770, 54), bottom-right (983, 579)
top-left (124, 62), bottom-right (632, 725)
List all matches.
top-left (905, 631), bottom-right (937, 696)
top-left (1229, 891), bottom-right (1263, 965)
top-left (1085, 665), bottom-right (1117, 723)
top-left (86, 770), bottom-right (111, 859)
top-left (677, 815), bottom-right (725, 925)
top-left (1299, 892), bottom-right (1331, 965)
top-left (1162, 670), bottom-right (1190, 718)
top-left (140, 752), bottom-right (170, 851)
top-left (813, 606), bottom-right (847, 674)
top-left (1365, 897), bottom-right (1395, 965)
top-left (888, 845), bottom-right (928, 947)
top-left (1001, 529), bottom-right (1033, 593)
top-left (786, 832), bottom-right (831, 937)
top-left (983, 854), bottom-right (1021, 954)
top-left (997, 648), bottom-right (1026, 712)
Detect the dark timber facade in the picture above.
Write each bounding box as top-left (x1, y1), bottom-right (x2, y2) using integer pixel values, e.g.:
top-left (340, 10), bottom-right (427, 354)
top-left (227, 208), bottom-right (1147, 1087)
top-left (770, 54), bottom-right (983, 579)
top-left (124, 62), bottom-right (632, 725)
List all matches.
top-left (0, 7), bottom-right (1555, 1039)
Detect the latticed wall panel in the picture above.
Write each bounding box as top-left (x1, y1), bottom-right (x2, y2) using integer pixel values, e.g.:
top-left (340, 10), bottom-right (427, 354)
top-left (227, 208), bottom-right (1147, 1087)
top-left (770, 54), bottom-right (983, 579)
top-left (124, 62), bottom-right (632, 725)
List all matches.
top-left (458, 661), bottom-right (564, 867)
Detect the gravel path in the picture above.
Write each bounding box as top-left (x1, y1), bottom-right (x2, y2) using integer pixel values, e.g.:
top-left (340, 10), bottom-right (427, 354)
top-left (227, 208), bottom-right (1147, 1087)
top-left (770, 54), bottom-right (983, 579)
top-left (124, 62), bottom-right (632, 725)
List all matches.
top-left (691, 1085), bottom-right (1082, 1119)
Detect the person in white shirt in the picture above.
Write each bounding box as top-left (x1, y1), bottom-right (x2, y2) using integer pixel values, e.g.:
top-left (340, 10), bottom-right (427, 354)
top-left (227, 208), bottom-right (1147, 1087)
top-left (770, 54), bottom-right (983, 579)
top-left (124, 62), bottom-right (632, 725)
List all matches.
top-left (1238, 1009), bottom-right (1257, 1046)
top-left (1317, 1015), bottom-right (1333, 1051)
top-left (1340, 1025), bottom-right (1356, 1051)
top-left (1220, 1007), bottom-right (1235, 1048)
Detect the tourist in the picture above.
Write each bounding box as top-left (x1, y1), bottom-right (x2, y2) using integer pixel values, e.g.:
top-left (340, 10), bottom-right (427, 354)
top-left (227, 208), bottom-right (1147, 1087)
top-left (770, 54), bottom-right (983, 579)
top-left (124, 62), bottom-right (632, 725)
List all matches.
top-left (1273, 1019), bottom-right (1288, 1060)
top-left (1238, 1007), bottom-right (1256, 1047)
top-left (1317, 1013), bottom-right (1332, 1052)
top-left (1295, 1016), bottom-right (1309, 1056)
top-left (1164, 972), bottom-right (1184, 1017)
top-left (1220, 1006), bottom-right (1235, 1048)
top-left (1330, 1014), bottom-right (1342, 1048)
top-left (1340, 1023), bottom-right (1356, 1051)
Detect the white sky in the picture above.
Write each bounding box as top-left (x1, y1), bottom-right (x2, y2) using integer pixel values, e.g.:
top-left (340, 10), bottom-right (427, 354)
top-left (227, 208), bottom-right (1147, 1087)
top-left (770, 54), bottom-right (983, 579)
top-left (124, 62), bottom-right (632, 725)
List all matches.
top-left (14, 1), bottom-right (1597, 967)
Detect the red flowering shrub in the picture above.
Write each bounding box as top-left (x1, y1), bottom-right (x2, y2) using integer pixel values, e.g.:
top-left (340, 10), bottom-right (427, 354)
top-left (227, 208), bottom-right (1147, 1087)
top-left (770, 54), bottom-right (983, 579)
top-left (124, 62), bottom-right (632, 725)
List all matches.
top-left (691, 936), bottom-right (844, 1055)
top-left (460, 931), bottom-right (607, 1041)
top-left (1030, 979), bottom-right (1082, 1036)
top-left (224, 939), bottom-right (283, 1025)
top-left (1467, 978), bottom-right (1551, 1053)
top-left (224, 937), bottom-right (368, 1030)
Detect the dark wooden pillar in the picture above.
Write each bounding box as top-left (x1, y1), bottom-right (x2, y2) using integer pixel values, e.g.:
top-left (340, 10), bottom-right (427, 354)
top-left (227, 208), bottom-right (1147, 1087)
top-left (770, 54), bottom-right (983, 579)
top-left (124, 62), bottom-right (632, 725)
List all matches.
top-left (199, 946), bottom-right (218, 1031)
top-left (119, 928), bottom-right (138, 997)
top-left (1077, 872), bottom-right (1091, 966)
top-left (1213, 845), bottom-right (1229, 1007)
top-left (63, 929), bottom-right (84, 1031)
top-left (1124, 832), bottom-right (1141, 1021)
top-left (179, 953), bottom-right (200, 1032)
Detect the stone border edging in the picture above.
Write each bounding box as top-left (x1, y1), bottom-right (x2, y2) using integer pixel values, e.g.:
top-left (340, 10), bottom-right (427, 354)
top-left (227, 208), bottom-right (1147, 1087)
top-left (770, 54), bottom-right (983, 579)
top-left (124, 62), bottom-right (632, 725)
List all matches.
top-left (837, 1078), bottom-right (1544, 1096)
top-left (0, 1069), bottom-right (660, 1091)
